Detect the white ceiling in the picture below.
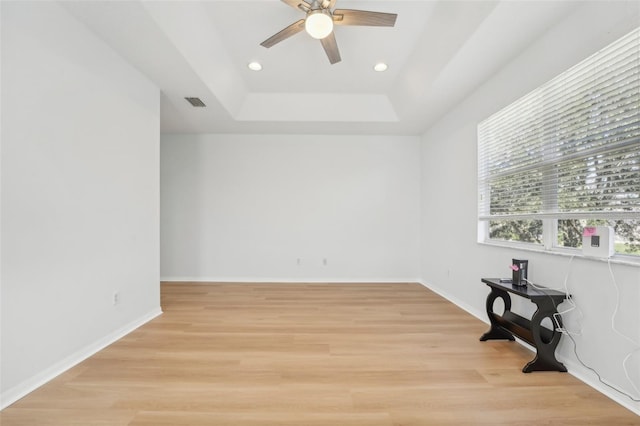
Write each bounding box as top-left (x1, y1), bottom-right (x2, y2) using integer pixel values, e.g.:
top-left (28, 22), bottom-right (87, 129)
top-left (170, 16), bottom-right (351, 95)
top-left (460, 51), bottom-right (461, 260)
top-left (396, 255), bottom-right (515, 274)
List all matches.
top-left (61, 0), bottom-right (578, 135)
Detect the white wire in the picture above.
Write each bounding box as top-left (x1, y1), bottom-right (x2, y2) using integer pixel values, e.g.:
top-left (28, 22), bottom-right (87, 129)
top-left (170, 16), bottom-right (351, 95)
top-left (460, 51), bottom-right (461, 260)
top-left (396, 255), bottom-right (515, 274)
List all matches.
top-left (520, 257), bottom-right (640, 401)
top-left (554, 255), bottom-right (582, 335)
top-left (606, 258), bottom-right (640, 399)
top-left (606, 258), bottom-right (640, 347)
top-left (521, 256), bottom-right (582, 335)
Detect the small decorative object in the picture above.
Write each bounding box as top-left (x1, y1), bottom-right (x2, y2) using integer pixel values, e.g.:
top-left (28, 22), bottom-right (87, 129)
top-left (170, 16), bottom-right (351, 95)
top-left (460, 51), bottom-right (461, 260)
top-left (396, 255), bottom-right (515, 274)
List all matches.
top-left (511, 259), bottom-right (528, 286)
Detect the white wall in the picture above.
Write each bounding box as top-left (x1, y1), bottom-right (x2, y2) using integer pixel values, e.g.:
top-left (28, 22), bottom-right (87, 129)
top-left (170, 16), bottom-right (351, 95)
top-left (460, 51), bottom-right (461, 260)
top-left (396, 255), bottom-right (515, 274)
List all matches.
top-left (161, 134), bottom-right (420, 282)
top-left (1, 1), bottom-right (161, 408)
top-left (420, 0), bottom-right (640, 414)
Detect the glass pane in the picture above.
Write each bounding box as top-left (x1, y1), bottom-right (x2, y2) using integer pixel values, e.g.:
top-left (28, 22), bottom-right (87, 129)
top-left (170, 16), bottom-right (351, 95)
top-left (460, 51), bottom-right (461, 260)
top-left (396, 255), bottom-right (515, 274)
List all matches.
top-left (557, 219), bottom-right (640, 255)
top-left (613, 220), bottom-right (640, 255)
top-left (489, 220), bottom-right (543, 244)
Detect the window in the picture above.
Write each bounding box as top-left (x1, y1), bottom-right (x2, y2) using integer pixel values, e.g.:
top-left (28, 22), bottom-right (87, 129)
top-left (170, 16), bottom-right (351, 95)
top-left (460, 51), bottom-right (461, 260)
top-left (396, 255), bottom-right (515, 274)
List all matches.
top-left (478, 28), bottom-right (640, 257)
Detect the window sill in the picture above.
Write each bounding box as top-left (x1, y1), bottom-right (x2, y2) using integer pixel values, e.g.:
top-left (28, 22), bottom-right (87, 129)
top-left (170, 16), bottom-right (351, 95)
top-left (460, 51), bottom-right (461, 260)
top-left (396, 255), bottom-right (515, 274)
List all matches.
top-left (478, 240), bottom-right (640, 267)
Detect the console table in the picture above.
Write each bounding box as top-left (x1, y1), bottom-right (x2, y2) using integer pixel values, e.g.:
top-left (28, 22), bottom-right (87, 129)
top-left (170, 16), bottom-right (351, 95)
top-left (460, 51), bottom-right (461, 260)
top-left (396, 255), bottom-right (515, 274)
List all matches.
top-left (480, 278), bottom-right (568, 373)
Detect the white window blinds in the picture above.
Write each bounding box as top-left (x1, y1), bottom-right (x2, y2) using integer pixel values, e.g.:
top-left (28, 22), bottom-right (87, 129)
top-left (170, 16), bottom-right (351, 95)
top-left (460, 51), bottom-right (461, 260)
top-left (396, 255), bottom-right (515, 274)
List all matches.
top-left (478, 27), bottom-right (640, 221)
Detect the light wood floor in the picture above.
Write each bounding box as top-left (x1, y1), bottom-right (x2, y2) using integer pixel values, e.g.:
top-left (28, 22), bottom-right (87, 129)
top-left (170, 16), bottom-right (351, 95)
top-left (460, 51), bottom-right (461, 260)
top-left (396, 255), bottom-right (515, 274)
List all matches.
top-left (2, 282), bottom-right (639, 425)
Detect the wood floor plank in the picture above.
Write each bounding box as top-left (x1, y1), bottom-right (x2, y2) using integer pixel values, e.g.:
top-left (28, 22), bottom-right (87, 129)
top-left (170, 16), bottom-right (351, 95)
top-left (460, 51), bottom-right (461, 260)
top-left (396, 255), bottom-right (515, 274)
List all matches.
top-left (1, 282), bottom-right (638, 425)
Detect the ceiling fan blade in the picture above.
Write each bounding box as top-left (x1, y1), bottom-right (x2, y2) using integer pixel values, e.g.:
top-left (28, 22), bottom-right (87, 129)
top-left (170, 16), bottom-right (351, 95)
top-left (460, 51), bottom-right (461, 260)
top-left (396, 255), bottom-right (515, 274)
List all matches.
top-left (322, 0), bottom-right (337, 9)
top-left (281, 0), bottom-right (311, 12)
top-left (320, 32), bottom-right (341, 64)
top-left (333, 9), bottom-right (397, 27)
top-left (260, 19), bottom-right (306, 48)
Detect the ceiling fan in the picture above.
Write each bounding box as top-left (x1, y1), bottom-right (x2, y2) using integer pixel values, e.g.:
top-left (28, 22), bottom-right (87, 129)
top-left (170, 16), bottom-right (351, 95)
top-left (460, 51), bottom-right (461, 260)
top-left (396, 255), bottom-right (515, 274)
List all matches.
top-left (260, 0), bottom-right (397, 65)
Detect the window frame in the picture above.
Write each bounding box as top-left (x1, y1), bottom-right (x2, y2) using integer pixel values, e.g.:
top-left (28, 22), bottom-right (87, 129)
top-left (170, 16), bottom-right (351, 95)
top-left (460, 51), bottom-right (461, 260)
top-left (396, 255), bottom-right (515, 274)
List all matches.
top-left (476, 28), bottom-right (640, 264)
top-left (478, 219), bottom-right (640, 265)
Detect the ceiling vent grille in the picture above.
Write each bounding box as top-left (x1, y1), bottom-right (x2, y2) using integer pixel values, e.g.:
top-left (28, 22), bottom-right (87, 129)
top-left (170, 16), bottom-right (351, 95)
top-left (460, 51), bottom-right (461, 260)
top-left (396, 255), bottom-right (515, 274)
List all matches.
top-left (185, 97), bottom-right (206, 107)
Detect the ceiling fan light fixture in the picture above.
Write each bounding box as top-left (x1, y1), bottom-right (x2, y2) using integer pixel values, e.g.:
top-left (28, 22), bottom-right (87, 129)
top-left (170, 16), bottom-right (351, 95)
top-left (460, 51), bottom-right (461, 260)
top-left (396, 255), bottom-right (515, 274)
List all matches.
top-left (305, 10), bottom-right (333, 39)
top-left (260, 1), bottom-right (398, 65)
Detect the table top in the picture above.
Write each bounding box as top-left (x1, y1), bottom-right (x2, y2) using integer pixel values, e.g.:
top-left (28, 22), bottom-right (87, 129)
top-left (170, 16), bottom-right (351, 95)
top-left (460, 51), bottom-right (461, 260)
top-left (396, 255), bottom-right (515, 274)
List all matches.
top-left (481, 278), bottom-right (568, 301)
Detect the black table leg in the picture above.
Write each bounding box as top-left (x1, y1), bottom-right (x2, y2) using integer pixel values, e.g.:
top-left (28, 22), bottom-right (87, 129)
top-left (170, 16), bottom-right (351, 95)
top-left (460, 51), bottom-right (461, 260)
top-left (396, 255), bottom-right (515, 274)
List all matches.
top-left (480, 288), bottom-right (515, 341)
top-left (523, 301), bottom-right (567, 373)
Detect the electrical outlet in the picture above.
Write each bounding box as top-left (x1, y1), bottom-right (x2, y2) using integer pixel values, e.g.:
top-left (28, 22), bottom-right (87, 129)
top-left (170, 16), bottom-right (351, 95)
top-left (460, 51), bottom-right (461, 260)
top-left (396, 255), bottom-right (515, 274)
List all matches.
top-left (323, 258), bottom-right (327, 266)
top-left (296, 258), bottom-right (301, 266)
top-left (113, 292), bottom-right (119, 306)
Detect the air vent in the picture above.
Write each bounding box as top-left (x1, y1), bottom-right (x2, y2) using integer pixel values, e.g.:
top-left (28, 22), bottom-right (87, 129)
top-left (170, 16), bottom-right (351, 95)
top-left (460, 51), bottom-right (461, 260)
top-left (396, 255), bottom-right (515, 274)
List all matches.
top-left (185, 97), bottom-right (206, 107)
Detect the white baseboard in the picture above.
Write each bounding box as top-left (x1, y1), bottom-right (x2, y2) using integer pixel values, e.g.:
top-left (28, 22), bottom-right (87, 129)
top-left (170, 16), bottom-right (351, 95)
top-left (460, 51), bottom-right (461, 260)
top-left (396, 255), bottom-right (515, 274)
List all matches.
top-left (418, 280), bottom-right (488, 324)
top-left (419, 280), bottom-right (640, 417)
top-left (0, 307), bottom-right (163, 410)
top-left (160, 276), bottom-right (421, 284)
top-left (560, 355), bottom-right (640, 416)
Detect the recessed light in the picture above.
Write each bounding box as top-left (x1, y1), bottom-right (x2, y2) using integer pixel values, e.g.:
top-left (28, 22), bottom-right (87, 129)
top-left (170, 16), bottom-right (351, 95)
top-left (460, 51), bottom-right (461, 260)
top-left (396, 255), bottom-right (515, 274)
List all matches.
top-left (248, 61), bottom-right (263, 71)
top-left (374, 62), bottom-right (388, 72)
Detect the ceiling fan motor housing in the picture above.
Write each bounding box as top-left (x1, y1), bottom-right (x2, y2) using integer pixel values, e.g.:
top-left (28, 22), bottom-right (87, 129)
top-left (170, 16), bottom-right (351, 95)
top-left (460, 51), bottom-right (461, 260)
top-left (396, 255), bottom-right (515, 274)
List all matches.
top-left (305, 9), bottom-right (334, 39)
